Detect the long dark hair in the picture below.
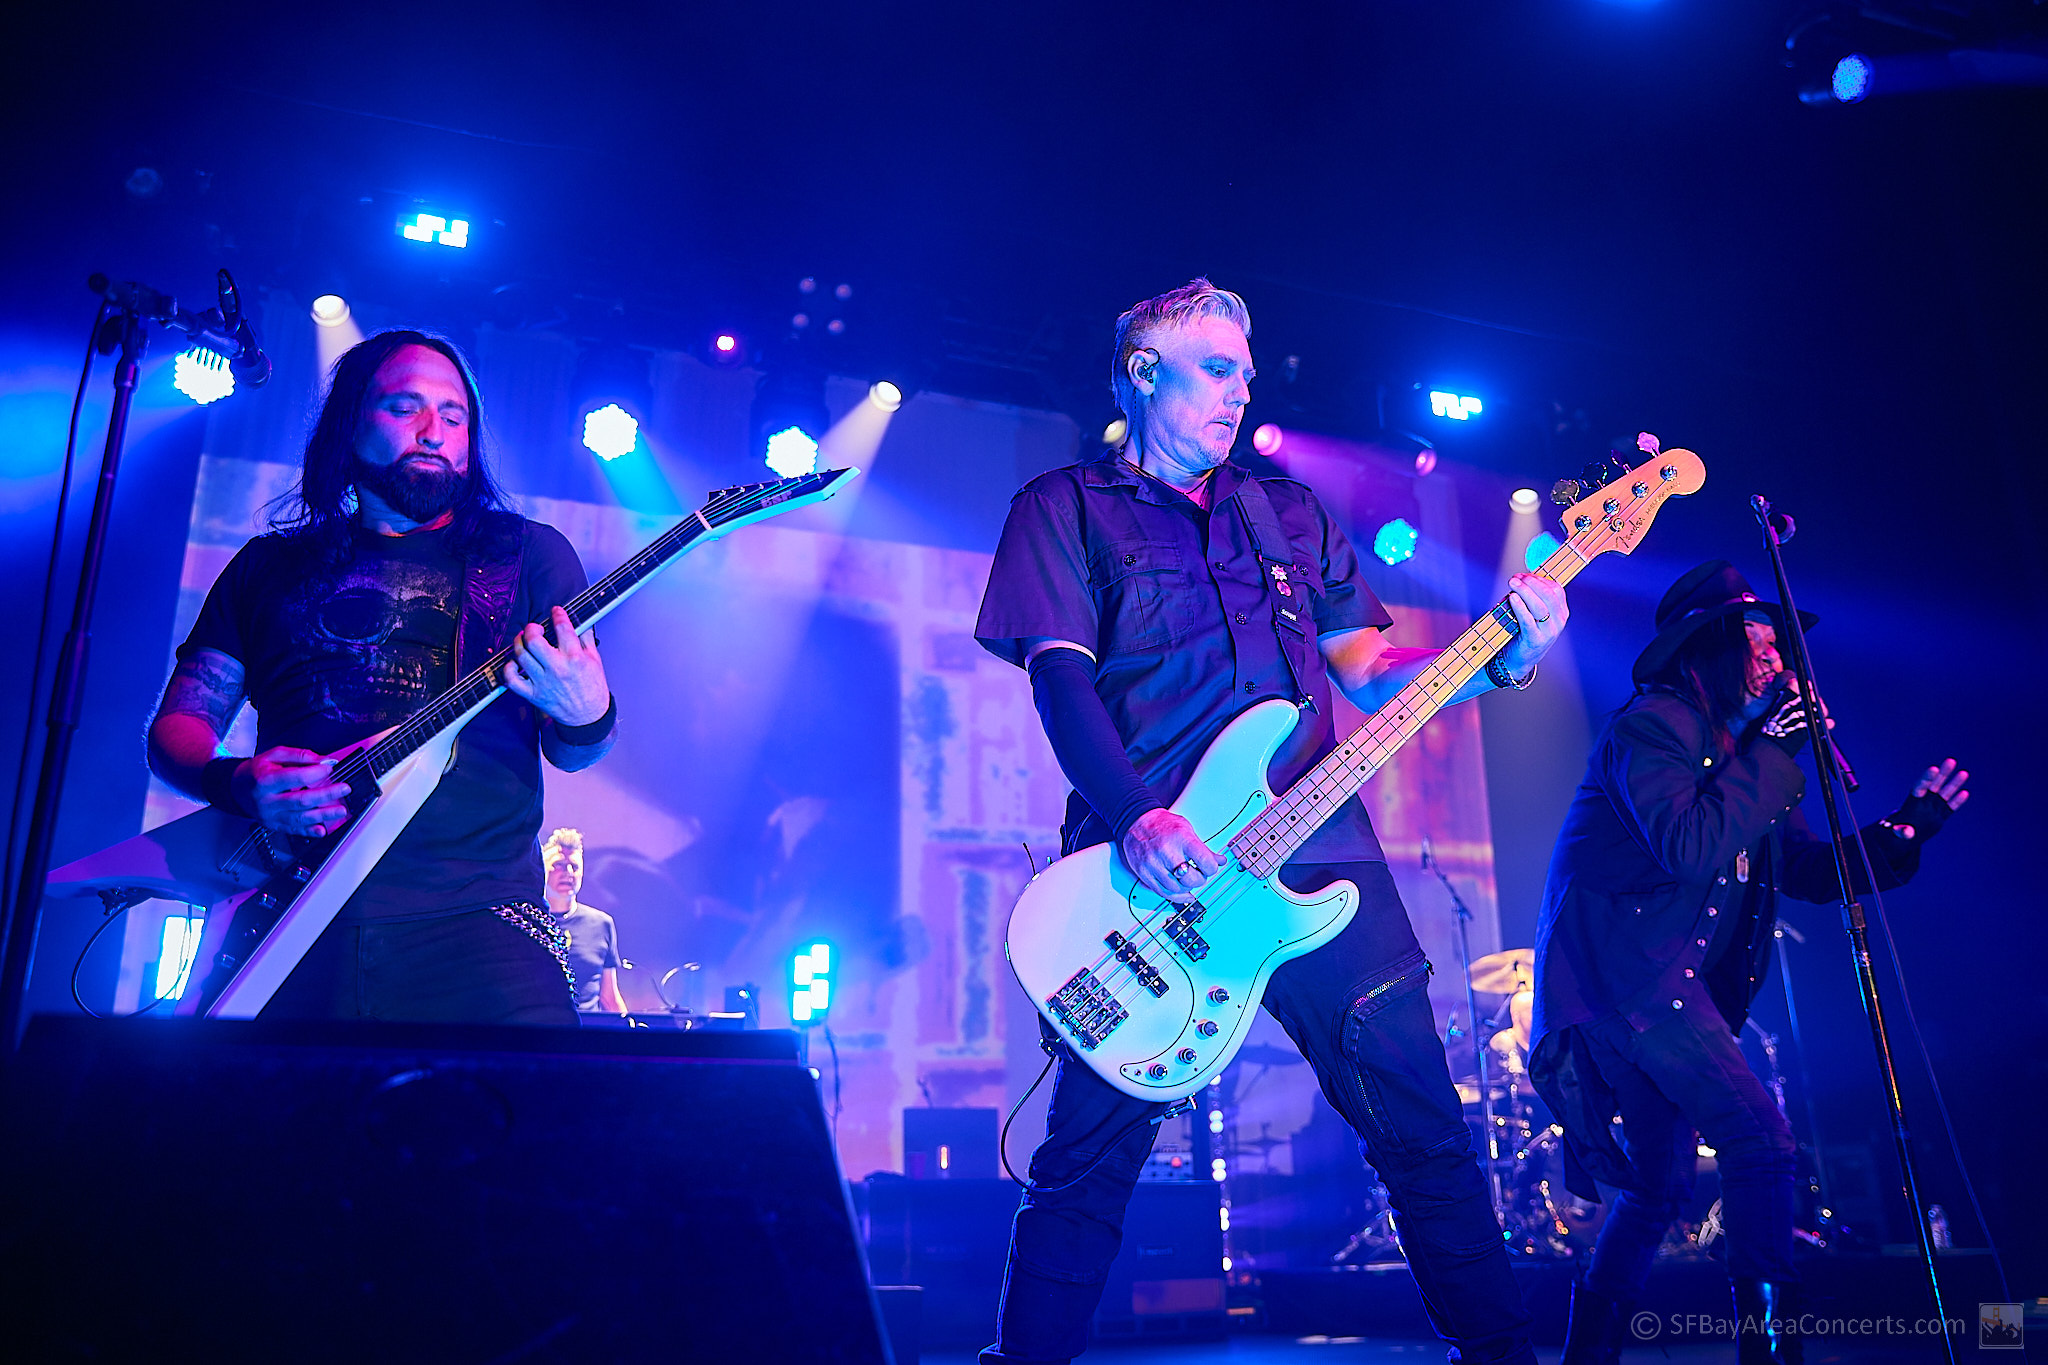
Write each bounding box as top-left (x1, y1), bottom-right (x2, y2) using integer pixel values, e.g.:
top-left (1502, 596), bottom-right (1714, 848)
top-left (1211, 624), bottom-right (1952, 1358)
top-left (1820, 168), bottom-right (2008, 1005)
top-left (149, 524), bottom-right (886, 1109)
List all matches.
top-left (1649, 614), bottom-right (1753, 758)
top-left (270, 330), bottom-right (516, 562)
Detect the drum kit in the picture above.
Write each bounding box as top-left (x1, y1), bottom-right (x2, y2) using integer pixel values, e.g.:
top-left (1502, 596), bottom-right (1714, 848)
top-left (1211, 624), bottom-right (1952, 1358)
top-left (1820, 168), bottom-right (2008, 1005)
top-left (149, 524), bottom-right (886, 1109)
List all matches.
top-left (1448, 946), bottom-right (1605, 1260)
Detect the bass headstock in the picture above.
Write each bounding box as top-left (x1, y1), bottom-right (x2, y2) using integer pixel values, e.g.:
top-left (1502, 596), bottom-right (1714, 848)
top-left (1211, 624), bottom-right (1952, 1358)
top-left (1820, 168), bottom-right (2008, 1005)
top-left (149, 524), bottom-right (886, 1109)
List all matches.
top-left (1545, 438), bottom-right (1706, 563)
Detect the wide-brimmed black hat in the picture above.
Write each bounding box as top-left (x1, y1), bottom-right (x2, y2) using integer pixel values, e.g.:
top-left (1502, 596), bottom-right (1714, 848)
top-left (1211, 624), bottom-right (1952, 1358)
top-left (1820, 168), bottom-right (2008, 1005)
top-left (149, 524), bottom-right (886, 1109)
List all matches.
top-left (1631, 560), bottom-right (1818, 685)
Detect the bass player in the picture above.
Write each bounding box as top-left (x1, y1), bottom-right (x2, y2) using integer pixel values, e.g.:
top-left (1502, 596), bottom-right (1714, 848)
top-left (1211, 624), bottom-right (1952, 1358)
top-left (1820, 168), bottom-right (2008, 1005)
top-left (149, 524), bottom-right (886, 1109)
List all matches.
top-left (146, 331), bottom-right (618, 1024)
top-left (972, 279), bottom-right (1568, 1365)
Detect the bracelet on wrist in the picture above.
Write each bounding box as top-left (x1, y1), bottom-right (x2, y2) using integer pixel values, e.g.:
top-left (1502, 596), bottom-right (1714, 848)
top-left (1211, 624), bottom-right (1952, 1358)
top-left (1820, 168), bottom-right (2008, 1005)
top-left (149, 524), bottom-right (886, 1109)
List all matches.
top-left (1485, 655), bottom-right (1537, 692)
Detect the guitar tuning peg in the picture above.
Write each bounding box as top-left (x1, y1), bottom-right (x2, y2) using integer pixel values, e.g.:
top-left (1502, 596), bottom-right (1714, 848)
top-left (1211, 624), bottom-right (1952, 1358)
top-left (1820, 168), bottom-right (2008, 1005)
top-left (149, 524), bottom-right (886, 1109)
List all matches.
top-left (1636, 431), bottom-right (1662, 458)
top-left (1549, 479), bottom-right (1581, 507)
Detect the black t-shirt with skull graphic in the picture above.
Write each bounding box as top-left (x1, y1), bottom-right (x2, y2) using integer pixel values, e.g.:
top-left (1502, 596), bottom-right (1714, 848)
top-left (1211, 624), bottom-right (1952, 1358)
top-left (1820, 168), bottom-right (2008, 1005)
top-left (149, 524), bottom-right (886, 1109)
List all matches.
top-left (180, 519), bottom-right (589, 922)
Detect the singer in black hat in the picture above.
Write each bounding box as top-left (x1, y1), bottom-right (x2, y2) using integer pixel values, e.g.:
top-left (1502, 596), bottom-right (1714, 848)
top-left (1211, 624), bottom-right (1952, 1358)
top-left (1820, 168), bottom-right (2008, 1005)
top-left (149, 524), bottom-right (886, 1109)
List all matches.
top-left (1528, 560), bottom-right (1968, 1364)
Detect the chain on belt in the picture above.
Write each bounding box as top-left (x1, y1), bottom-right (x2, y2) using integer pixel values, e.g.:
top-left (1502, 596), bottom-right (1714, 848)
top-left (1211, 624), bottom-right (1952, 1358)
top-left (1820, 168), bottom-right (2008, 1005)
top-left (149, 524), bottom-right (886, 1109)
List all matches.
top-left (490, 900), bottom-right (577, 994)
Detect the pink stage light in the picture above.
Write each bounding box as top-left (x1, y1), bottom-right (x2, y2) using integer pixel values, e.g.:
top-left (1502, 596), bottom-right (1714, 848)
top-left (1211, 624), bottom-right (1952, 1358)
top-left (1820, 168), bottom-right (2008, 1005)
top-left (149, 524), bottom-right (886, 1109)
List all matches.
top-left (1251, 423), bottom-right (1283, 456)
top-left (1414, 447), bottom-right (1438, 477)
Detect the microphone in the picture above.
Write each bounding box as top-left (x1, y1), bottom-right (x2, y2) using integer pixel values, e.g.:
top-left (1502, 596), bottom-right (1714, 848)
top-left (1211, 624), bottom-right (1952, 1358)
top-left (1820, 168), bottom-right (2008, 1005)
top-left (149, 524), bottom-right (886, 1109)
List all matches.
top-left (84, 270), bottom-right (271, 388)
top-left (215, 268), bottom-right (271, 388)
top-left (1761, 672), bottom-right (1859, 792)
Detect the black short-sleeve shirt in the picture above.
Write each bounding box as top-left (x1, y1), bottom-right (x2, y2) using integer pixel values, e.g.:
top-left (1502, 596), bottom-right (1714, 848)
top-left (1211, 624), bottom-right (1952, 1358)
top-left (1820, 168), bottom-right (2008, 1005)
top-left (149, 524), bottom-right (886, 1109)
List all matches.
top-left (975, 456), bottom-right (1393, 862)
top-left (180, 519), bottom-right (590, 921)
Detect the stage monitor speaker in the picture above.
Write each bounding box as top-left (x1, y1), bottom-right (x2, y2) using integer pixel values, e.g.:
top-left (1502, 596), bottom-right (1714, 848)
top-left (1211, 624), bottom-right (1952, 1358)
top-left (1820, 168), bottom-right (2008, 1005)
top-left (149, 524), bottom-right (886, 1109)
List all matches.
top-left (902, 1106), bottom-right (998, 1179)
top-left (0, 1016), bottom-right (893, 1365)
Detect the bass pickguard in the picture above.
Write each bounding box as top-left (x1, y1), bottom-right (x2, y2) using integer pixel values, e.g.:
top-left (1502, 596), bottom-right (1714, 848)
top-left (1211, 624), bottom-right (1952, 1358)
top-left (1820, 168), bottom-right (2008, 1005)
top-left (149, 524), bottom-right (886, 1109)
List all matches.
top-left (1006, 699), bottom-right (1361, 1101)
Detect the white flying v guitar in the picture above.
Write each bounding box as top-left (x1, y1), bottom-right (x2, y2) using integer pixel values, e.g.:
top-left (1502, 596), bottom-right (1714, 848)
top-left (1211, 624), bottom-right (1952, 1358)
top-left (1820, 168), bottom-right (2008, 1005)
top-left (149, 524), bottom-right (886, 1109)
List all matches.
top-left (47, 467), bottom-right (859, 1019)
top-left (1005, 446), bottom-right (1705, 1100)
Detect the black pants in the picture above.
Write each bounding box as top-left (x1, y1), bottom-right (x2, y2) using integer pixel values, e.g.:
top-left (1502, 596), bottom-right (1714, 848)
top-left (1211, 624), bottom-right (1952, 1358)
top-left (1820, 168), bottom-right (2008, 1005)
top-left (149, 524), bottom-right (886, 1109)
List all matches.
top-left (263, 905), bottom-right (578, 1026)
top-left (982, 862), bottom-right (1535, 1365)
top-left (1580, 1002), bottom-right (1798, 1296)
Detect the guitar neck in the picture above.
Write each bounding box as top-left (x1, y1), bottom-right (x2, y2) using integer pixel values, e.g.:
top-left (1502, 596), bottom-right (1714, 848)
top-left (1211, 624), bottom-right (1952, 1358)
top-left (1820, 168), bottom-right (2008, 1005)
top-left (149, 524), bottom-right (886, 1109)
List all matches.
top-left (1231, 539), bottom-right (1597, 877)
top-left (346, 473), bottom-right (852, 786)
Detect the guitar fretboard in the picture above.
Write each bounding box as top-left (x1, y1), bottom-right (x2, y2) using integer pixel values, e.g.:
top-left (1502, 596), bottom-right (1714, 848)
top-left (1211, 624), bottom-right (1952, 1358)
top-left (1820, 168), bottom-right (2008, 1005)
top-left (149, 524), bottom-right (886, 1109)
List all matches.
top-left (328, 474), bottom-right (843, 792)
top-left (1228, 511), bottom-right (1623, 877)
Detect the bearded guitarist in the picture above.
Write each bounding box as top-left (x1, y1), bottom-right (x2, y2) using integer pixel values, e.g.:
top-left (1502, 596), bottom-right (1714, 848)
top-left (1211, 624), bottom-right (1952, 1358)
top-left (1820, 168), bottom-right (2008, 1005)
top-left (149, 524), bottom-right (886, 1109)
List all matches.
top-left (971, 280), bottom-right (1568, 1365)
top-left (145, 331), bottom-right (617, 1025)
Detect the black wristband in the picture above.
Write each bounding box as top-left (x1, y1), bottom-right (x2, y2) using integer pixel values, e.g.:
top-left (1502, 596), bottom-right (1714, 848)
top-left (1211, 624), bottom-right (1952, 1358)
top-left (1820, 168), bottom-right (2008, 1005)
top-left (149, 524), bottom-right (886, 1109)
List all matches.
top-left (553, 695), bottom-right (617, 746)
top-left (201, 756), bottom-right (250, 815)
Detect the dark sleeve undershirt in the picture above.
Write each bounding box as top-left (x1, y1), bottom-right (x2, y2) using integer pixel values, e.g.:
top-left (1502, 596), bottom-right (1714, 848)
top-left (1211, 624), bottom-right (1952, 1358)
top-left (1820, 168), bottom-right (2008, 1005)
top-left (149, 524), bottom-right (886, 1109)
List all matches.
top-left (1027, 646), bottom-right (1163, 843)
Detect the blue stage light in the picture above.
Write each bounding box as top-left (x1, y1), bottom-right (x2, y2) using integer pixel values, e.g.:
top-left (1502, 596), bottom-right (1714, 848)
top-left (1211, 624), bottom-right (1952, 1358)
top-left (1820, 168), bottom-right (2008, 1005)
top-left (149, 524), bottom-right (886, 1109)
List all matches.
top-left (1833, 54), bottom-right (1873, 103)
top-left (791, 941), bottom-right (833, 1024)
top-left (1429, 390), bottom-right (1483, 420)
top-left (398, 212), bottom-right (470, 248)
top-left (1525, 531), bottom-right (1563, 571)
top-left (764, 425), bottom-right (819, 478)
top-left (172, 348), bottom-right (235, 405)
top-left (1373, 518), bottom-right (1419, 566)
top-left (581, 403), bottom-right (639, 461)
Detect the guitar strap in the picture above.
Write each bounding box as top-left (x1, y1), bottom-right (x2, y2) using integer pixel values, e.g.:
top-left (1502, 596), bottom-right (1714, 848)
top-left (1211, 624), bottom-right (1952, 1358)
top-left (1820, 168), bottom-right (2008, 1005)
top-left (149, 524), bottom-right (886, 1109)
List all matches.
top-left (1231, 475), bottom-right (1318, 712)
top-left (452, 521), bottom-right (527, 765)
top-left (456, 523), bottom-right (526, 677)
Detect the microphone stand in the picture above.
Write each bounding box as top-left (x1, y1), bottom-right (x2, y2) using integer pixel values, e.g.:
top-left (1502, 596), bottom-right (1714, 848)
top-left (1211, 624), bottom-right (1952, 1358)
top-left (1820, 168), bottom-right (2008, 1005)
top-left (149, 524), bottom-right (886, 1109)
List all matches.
top-left (0, 272), bottom-right (262, 1049)
top-left (1751, 495), bottom-right (1954, 1363)
top-left (0, 302), bottom-right (148, 1048)
top-left (1426, 841), bottom-right (1503, 1217)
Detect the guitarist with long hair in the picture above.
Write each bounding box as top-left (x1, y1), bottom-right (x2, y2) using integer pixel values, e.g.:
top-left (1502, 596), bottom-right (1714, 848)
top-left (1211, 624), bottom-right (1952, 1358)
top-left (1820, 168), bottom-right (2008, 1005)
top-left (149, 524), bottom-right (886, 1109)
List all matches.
top-left (145, 332), bottom-right (618, 1024)
top-left (1531, 561), bottom-right (1968, 1363)
top-left (973, 280), bottom-right (1568, 1365)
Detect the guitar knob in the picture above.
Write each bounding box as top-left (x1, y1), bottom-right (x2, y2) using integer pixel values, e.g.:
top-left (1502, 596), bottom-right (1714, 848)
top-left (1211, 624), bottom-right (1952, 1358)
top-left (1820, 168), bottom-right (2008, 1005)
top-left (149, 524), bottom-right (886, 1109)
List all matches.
top-left (1196, 1020), bottom-right (1219, 1037)
top-left (1177, 1048), bottom-right (1198, 1064)
top-left (1207, 987), bottom-right (1230, 1004)
top-left (1146, 1064), bottom-right (1169, 1080)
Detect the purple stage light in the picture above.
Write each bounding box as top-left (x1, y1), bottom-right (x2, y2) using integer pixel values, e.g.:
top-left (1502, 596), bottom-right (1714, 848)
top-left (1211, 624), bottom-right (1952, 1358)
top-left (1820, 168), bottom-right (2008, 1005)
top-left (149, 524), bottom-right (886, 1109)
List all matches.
top-left (1251, 423), bottom-right (1283, 456)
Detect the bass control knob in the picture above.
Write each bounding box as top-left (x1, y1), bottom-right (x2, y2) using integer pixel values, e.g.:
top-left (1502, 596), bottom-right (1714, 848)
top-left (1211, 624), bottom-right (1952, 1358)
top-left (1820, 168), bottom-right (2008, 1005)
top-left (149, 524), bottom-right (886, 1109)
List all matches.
top-left (1177, 1048), bottom-right (1198, 1064)
top-left (1195, 1020), bottom-right (1219, 1037)
top-left (1147, 1064), bottom-right (1168, 1079)
top-left (1207, 987), bottom-right (1229, 1004)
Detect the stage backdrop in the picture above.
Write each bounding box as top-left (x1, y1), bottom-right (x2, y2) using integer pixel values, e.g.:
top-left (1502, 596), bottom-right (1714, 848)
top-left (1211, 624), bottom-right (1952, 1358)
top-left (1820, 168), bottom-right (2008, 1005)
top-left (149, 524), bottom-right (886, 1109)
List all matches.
top-left (114, 302), bottom-right (1507, 1184)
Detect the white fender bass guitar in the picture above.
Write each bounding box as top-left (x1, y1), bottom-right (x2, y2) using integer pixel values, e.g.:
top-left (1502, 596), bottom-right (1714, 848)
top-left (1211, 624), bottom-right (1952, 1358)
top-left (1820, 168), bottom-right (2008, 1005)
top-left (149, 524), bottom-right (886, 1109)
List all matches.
top-left (1004, 447), bottom-right (1704, 1100)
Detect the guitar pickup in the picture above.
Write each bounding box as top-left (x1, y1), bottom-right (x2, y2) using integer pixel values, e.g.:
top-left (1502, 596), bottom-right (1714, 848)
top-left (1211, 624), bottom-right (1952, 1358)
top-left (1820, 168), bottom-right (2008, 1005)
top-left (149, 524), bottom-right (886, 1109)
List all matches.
top-left (1047, 967), bottom-right (1128, 1050)
top-left (1104, 931), bottom-right (1169, 998)
top-left (1160, 902), bottom-right (1210, 961)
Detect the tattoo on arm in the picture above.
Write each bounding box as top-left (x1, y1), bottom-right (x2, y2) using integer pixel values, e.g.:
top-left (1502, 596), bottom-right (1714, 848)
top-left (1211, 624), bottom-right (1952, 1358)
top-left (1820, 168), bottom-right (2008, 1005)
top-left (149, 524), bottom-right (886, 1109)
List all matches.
top-left (156, 651), bottom-right (248, 738)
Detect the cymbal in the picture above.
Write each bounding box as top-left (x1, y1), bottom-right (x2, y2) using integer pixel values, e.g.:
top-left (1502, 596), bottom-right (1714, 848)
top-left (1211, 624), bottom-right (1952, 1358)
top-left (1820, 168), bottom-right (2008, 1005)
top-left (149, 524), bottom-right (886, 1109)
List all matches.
top-left (1469, 948), bottom-right (1535, 996)
top-left (1235, 1043), bottom-right (1303, 1067)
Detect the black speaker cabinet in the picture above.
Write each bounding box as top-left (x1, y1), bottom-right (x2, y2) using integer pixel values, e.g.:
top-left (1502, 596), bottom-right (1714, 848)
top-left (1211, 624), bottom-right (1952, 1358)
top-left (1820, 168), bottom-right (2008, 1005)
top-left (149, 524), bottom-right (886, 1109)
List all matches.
top-left (901, 1106), bottom-right (998, 1179)
top-left (0, 1016), bottom-right (892, 1364)
top-left (1093, 1180), bottom-right (1227, 1343)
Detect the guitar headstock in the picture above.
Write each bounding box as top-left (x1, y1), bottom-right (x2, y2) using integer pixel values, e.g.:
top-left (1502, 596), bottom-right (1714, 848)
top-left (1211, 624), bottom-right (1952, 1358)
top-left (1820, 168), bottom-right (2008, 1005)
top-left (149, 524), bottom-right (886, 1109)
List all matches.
top-left (1547, 444), bottom-right (1705, 562)
top-left (700, 466), bottom-right (861, 526)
